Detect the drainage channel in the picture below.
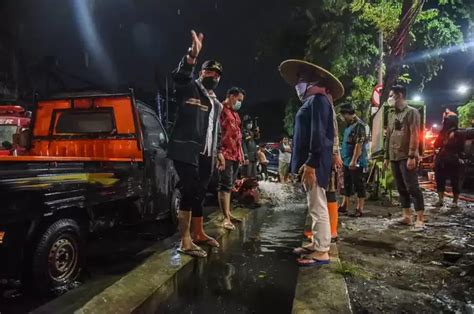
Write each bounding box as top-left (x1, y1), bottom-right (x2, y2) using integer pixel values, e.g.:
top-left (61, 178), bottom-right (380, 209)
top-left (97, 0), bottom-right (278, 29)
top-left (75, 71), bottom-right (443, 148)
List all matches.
top-left (157, 195), bottom-right (306, 313)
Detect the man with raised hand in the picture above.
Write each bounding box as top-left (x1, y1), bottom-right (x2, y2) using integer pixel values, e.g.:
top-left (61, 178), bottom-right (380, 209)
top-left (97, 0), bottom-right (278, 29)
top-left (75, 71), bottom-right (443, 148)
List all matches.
top-left (168, 30), bottom-right (225, 258)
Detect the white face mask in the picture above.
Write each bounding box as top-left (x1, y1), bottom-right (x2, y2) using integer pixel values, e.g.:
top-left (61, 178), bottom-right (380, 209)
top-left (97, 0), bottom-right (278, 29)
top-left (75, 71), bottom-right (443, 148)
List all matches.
top-left (295, 82), bottom-right (309, 101)
top-left (387, 96), bottom-right (396, 107)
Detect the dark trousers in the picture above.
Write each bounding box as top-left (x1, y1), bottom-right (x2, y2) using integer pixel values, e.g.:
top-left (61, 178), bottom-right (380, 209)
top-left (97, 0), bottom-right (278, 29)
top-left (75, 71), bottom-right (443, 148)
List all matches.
top-left (243, 161), bottom-right (258, 178)
top-left (260, 163), bottom-right (269, 180)
top-left (435, 159), bottom-right (462, 195)
top-left (391, 159), bottom-right (424, 211)
top-left (342, 166), bottom-right (366, 198)
top-left (218, 159), bottom-right (240, 192)
top-left (174, 155), bottom-right (213, 217)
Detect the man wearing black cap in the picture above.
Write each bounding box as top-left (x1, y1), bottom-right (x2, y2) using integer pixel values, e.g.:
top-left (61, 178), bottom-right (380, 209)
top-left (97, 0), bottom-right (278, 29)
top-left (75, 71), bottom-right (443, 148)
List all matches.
top-left (168, 30), bottom-right (225, 258)
top-left (338, 104), bottom-right (369, 217)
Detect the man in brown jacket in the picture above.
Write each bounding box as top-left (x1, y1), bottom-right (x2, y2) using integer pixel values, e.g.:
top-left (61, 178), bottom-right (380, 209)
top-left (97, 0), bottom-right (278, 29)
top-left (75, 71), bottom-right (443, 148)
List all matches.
top-left (384, 85), bottom-right (425, 229)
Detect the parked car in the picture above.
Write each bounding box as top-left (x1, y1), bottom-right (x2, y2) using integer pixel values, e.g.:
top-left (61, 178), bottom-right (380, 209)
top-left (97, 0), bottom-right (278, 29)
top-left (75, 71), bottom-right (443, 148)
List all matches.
top-left (0, 92), bottom-right (180, 290)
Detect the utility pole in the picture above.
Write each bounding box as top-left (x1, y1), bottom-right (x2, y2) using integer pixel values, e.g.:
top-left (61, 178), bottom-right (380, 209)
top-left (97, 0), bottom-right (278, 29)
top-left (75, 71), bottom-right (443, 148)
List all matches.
top-left (378, 31), bottom-right (384, 85)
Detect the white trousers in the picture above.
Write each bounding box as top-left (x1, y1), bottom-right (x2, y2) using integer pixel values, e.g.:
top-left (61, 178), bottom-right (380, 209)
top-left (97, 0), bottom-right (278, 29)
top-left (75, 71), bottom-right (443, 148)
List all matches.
top-left (306, 185), bottom-right (331, 252)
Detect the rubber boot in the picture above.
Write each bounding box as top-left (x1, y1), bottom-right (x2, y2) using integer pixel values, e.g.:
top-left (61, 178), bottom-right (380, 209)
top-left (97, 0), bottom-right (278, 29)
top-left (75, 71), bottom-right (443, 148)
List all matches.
top-left (327, 191), bottom-right (338, 240)
top-left (191, 217), bottom-right (220, 247)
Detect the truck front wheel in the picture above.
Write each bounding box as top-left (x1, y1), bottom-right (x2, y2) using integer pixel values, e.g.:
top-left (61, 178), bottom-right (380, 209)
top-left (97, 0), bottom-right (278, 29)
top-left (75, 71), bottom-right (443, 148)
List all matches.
top-left (31, 219), bottom-right (83, 290)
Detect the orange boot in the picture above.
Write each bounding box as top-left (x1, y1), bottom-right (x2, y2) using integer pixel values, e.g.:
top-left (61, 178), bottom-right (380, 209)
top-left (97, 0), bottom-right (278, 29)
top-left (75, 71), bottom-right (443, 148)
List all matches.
top-left (327, 191), bottom-right (338, 241)
top-left (191, 217), bottom-right (220, 248)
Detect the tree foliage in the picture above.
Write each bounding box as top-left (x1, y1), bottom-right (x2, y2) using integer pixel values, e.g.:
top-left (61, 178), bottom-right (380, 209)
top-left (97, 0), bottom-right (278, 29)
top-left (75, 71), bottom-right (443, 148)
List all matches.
top-left (457, 97), bottom-right (474, 128)
top-left (273, 0), bottom-right (471, 128)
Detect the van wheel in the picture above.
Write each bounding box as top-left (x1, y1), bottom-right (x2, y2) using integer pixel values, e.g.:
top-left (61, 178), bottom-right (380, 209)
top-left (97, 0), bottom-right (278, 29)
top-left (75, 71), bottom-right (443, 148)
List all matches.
top-left (169, 189), bottom-right (181, 228)
top-left (31, 219), bottom-right (83, 290)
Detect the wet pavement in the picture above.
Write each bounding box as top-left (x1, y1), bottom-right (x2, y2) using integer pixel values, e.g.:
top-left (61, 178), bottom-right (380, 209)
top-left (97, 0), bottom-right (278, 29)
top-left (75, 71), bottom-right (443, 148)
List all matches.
top-left (158, 183), bottom-right (307, 314)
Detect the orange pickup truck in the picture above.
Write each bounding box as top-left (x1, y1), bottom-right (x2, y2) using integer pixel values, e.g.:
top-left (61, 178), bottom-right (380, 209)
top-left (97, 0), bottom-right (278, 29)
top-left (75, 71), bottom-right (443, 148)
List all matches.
top-left (0, 92), bottom-right (180, 290)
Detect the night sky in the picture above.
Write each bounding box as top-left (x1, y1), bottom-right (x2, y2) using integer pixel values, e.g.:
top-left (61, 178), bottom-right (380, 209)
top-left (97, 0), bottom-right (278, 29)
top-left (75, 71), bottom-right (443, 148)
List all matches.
top-left (2, 0), bottom-right (473, 139)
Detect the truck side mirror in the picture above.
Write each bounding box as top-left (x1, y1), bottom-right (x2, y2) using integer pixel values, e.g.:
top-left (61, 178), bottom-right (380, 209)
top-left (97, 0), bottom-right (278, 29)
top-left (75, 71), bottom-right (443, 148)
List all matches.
top-left (25, 111), bottom-right (32, 119)
top-left (18, 128), bottom-right (31, 148)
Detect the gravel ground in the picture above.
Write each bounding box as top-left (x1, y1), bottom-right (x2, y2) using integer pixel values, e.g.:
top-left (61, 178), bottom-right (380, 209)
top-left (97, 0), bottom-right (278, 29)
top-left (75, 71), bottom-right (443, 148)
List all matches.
top-left (338, 190), bottom-right (474, 313)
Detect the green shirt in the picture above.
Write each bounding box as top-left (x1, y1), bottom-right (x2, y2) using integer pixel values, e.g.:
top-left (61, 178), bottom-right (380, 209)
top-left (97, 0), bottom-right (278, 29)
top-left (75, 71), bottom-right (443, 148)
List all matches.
top-left (385, 105), bottom-right (421, 161)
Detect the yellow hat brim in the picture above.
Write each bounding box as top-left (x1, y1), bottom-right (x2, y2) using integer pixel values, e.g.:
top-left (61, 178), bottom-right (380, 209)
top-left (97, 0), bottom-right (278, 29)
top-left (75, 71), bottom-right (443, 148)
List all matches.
top-left (279, 59), bottom-right (345, 100)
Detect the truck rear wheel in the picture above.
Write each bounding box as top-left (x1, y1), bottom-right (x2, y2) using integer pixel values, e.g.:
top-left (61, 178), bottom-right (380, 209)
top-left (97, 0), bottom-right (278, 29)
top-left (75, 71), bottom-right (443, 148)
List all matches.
top-left (30, 219), bottom-right (83, 290)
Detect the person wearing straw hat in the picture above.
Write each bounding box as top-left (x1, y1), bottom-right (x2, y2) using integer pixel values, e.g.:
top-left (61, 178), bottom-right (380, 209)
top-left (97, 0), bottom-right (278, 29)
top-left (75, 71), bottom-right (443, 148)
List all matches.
top-left (279, 59), bottom-right (344, 266)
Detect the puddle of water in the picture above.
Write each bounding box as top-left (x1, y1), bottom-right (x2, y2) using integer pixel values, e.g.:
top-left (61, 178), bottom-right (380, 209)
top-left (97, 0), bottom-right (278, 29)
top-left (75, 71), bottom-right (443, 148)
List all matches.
top-left (158, 184), bottom-right (307, 314)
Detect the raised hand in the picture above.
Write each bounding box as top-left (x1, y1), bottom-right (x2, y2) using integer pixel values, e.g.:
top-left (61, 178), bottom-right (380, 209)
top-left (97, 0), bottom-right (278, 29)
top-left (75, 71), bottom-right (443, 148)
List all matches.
top-left (190, 30), bottom-right (204, 58)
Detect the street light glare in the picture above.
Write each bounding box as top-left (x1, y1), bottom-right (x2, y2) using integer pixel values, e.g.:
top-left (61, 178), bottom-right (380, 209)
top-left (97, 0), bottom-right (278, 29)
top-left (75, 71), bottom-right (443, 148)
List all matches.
top-left (457, 84), bottom-right (470, 95)
top-left (413, 94), bottom-right (422, 101)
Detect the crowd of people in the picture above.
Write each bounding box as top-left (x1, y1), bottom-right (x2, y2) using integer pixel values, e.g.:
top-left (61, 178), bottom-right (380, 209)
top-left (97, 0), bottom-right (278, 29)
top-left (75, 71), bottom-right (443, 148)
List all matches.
top-left (167, 30), bottom-right (472, 264)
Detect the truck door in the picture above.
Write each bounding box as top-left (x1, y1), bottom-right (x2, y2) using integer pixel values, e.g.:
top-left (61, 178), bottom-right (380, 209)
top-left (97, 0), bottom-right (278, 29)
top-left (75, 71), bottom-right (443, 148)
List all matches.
top-left (138, 104), bottom-right (171, 218)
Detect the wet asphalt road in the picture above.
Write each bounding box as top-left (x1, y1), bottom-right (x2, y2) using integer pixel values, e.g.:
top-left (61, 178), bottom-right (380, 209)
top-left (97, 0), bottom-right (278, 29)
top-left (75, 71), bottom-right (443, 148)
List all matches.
top-left (0, 206), bottom-right (216, 313)
top-left (0, 185), bottom-right (307, 314)
top-left (158, 183), bottom-right (307, 314)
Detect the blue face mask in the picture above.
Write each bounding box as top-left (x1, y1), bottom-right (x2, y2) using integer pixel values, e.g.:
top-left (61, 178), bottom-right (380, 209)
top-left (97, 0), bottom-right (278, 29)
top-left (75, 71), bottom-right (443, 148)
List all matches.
top-left (233, 101), bottom-right (242, 111)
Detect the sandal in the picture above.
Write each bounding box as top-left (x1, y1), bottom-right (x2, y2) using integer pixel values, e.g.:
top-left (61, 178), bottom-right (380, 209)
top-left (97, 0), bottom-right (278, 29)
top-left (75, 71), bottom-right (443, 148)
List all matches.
top-left (194, 237), bottom-right (220, 248)
top-left (293, 246), bottom-right (316, 255)
top-left (354, 209), bottom-right (363, 217)
top-left (177, 247), bottom-right (207, 258)
top-left (296, 256), bottom-right (330, 267)
top-left (230, 215), bottom-right (243, 223)
top-left (434, 201), bottom-right (444, 207)
top-left (338, 205), bottom-right (347, 213)
top-left (223, 221), bottom-right (236, 230)
top-left (396, 218), bottom-right (413, 226)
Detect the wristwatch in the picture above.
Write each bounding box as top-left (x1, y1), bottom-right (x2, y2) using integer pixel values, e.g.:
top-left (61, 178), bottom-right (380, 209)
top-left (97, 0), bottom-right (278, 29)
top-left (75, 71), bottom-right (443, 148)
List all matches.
top-left (187, 47), bottom-right (197, 59)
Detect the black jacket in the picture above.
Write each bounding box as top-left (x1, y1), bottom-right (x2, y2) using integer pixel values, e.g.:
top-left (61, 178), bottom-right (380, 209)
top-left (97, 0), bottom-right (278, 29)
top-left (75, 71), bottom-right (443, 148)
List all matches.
top-left (167, 56), bottom-right (222, 166)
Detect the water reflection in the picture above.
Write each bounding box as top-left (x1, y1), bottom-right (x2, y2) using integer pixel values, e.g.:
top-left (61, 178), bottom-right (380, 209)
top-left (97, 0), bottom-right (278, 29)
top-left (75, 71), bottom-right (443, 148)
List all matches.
top-left (159, 183), bottom-right (307, 314)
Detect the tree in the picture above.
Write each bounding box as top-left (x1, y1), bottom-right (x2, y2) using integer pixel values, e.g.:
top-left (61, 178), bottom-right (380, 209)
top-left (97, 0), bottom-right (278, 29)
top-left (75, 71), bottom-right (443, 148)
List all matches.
top-left (457, 97), bottom-right (474, 128)
top-left (269, 0), bottom-right (471, 129)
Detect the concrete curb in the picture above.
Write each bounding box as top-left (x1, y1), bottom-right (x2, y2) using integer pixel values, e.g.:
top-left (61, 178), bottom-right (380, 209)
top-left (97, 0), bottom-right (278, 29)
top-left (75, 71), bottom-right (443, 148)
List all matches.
top-left (34, 207), bottom-right (252, 314)
top-left (292, 215), bottom-right (352, 314)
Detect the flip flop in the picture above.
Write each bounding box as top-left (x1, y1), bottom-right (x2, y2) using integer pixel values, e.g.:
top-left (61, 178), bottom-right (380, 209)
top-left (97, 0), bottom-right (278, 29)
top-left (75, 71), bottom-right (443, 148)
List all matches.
top-left (412, 221), bottom-right (427, 232)
top-left (395, 218), bottom-right (413, 226)
top-left (292, 246), bottom-right (316, 255)
top-left (411, 225), bottom-right (427, 232)
top-left (223, 221), bottom-right (236, 230)
top-left (338, 205), bottom-right (347, 213)
top-left (194, 237), bottom-right (220, 248)
top-left (353, 210), bottom-right (363, 218)
top-left (296, 256), bottom-right (330, 267)
top-left (230, 216), bottom-right (243, 223)
top-left (177, 247), bottom-right (207, 258)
